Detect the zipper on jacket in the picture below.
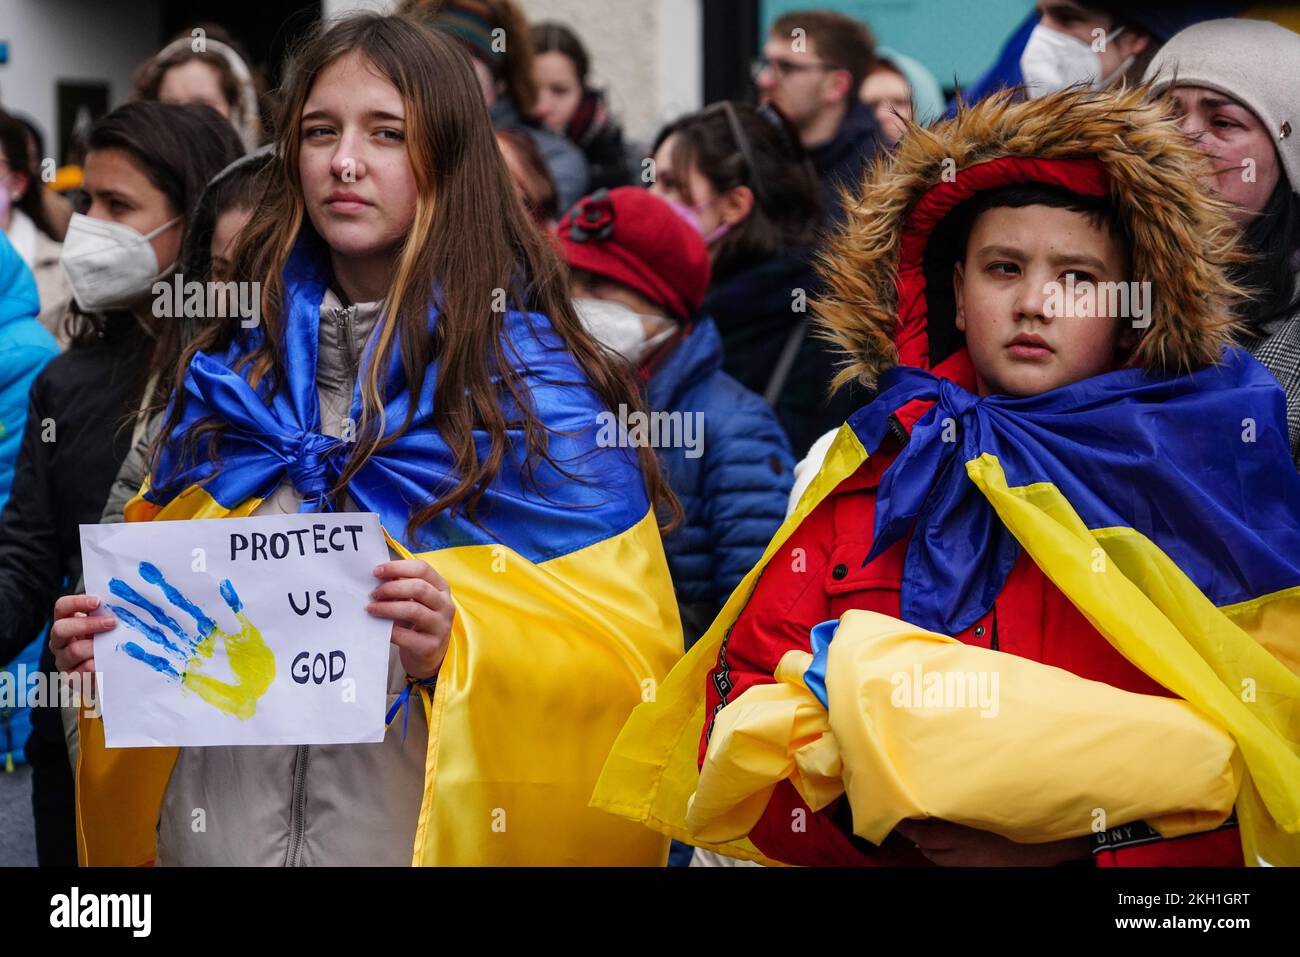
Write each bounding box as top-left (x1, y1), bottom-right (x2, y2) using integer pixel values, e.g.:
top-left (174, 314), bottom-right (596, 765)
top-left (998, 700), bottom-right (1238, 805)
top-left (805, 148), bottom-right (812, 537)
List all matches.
top-left (335, 305), bottom-right (359, 377)
top-left (990, 607), bottom-right (1000, 651)
top-left (284, 745), bottom-right (310, 866)
top-left (887, 414), bottom-right (910, 446)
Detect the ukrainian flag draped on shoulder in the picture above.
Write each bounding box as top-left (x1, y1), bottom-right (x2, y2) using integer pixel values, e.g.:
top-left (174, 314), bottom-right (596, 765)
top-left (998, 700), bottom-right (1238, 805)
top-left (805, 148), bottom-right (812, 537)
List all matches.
top-left (593, 347), bottom-right (1300, 866)
top-left (76, 239), bottom-right (681, 866)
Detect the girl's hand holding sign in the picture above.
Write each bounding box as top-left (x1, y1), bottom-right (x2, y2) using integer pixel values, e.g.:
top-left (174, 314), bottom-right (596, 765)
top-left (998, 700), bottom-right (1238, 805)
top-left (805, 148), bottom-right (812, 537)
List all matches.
top-left (368, 560), bottom-right (455, 680)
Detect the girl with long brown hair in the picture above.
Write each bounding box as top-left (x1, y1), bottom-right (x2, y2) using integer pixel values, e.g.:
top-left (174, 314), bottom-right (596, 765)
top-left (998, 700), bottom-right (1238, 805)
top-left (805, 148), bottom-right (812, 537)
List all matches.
top-left (52, 13), bottom-right (681, 867)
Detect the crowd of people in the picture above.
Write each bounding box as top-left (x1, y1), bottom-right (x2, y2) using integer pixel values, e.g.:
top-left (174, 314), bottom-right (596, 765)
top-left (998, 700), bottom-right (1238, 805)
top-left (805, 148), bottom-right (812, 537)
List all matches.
top-left (0, 0), bottom-right (1297, 869)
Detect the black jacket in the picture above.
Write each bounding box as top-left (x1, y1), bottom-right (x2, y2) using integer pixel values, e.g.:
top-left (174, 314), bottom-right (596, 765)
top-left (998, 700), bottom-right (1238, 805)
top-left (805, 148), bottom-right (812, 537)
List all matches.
top-left (566, 89), bottom-right (636, 192)
top-left (808, 100), bottom-right (883, 224)
top-left (0, 312), bottom-right (146, 756)
top-left (702, 250), bottom-right (871, 457)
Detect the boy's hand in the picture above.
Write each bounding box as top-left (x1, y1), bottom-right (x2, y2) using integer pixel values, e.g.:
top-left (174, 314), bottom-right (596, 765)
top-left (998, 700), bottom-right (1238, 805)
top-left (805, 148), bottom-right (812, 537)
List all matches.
top-left (368, 560), bottom-right (455, 680)
top-left (894, 819), bottom-right (1092, 866)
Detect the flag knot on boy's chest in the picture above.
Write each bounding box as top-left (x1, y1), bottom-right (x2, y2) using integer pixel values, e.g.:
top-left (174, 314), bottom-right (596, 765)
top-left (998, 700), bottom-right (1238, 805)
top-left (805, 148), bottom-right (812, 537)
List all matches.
top-left (848, 349), bottom-right (1297, 637)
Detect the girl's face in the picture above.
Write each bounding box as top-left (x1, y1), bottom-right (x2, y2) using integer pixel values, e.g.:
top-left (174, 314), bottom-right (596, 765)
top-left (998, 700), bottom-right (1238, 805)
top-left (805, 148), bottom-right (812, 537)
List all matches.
top-left (210, 205), bottom-right (254, 282)
top-left (650, 133), bottom-right (722, 234)
top-left (862, 66), bottom-right (912, 147)
top-left (470, 58), bottom-right (498, 107)
top-left (299, 52), bottom-right (419, 264)
top-left (159, 59), bottom-right (232, 119)
top-left (532, 52), bottom-right (583, 132)
top-left (649, 132), bottom-right (752, 249)
top-left (82, 147), bottom-right (183, 272)
top-left (1170, 84), bottom-right (1281, 223)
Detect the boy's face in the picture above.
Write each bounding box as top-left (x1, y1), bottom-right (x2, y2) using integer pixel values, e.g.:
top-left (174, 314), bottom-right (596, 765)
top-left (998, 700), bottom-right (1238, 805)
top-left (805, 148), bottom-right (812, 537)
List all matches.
top-left (953, 204), bottom-right (1129, 397)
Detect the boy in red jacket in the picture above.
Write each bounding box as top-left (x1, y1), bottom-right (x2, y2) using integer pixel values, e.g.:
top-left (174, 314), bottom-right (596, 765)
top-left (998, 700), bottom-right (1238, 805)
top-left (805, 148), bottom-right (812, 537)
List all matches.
top-left (681, 86), bottom-right (1300, 866)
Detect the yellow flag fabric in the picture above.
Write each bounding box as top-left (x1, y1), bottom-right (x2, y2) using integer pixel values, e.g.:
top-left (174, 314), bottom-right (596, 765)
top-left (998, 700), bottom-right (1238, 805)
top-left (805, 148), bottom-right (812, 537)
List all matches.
top-left (966, 454), bottom-right (1300, 866)
top-left (688, 610), bottom-right (1241, 846)
top-left (76, 489), bottom-right (682, 866)
top-left (590, 425), bottom-right (869, 865)
top-left (591, 426), bottom-right (1300, 866)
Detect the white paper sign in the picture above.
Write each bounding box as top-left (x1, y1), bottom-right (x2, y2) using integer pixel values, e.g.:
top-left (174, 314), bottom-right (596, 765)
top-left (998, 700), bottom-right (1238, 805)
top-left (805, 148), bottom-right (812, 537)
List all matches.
top-left (80, 513), bottom-right (391, 748)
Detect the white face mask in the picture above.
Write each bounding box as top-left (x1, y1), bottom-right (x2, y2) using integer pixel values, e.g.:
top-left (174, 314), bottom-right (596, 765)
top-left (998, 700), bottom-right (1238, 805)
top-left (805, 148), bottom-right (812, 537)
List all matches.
top-left (573, 297), bottom-right (674, 363)
top-left (1019, 23), bottom-right (1130, 99)
top-left (59, 212), bottom-right (181, 312)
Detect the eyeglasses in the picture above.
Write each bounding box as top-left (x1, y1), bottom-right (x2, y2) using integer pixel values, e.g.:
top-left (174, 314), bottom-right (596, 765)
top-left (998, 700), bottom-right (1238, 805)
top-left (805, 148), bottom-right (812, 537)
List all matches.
top-left (750, 55), bottom-right (837, 82)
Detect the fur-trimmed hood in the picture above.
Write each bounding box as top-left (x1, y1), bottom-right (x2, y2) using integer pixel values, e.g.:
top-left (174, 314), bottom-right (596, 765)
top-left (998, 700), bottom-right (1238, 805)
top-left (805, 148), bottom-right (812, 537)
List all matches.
top-left (815, 85), bottom-right (1248, 391)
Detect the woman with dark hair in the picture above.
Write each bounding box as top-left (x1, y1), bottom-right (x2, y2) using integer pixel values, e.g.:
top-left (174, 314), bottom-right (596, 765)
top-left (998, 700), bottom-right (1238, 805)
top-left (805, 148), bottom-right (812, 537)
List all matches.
top-left (94, 150), bottom-right (275, 526)
top-left (0, 111), bottom-right (70, 336)
top-left (651, 102), bottom-right (861, 456)
top-left (54, 13), bottom-right (679, 867)
top-left (402, 0), bottom-right (590, 211)
top-left (1146, 19), bottom-right (1300, 467)
top-left (0, 101), bottom-right (243, 866)
top-left (531, 21), bottom-right (635, 191)
top-left (132, 23), bottom-right (266, 151)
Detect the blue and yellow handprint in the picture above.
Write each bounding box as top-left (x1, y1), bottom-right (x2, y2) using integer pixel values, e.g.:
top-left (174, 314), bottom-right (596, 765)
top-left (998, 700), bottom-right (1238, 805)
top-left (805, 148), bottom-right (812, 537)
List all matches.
top-left (107, 562), bottom-right (275, 720)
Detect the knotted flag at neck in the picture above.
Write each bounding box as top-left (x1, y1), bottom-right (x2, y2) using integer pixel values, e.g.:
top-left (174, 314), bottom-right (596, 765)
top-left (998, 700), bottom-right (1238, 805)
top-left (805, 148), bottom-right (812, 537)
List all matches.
top-left (90, 243), bottom-right (684, 870)
top-left (144, 242), bottom-right (647, 561)
top-left (852, 348), bottom-right (1300, 636)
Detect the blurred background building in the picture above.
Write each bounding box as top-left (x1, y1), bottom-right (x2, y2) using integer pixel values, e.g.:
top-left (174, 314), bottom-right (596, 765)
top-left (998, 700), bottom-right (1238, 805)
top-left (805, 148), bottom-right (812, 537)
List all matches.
top-left (0, 0), bottom-right (1045, 165)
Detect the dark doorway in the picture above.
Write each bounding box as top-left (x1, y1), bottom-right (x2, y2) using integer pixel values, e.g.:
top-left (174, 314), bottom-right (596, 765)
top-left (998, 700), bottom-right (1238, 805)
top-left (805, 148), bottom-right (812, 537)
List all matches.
top-left (702, 0), bottom-right (761, 106)
top-left (159, 0), bottom-right (323, 89)
top-left (56, 81), bottom-right (109, 166)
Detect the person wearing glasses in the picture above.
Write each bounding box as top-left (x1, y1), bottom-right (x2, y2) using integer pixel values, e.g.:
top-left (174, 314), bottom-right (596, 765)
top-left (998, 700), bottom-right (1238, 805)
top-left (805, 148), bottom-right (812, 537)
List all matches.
top-left (753, 9), bottom-right (883, 221)
top-left (950, 2), bottom-right (1235, 116)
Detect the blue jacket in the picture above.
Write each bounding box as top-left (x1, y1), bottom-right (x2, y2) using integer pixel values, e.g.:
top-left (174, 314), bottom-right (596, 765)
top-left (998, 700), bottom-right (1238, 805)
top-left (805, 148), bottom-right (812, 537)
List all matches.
top-left (0, 230), bottom-right (57, 509)
top-left (808, 100), bottom-right (882, 224)
top-left (0, 231), bottom-right (57, 767)
top-left (647, 318), bottom-right (793, 626)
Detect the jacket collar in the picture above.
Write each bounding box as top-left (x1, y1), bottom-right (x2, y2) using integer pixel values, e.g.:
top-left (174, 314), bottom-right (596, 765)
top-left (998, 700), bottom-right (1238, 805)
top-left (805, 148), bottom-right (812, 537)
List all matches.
top-left (645, 317), bottom-right (723, 409)
top-left (808, 100), bottom-right (881, 177)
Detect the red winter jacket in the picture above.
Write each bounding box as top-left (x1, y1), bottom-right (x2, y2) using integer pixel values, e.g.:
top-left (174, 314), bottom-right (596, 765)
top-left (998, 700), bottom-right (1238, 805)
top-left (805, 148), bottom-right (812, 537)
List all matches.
top-left (700, 422), bottom-right (1243, 867)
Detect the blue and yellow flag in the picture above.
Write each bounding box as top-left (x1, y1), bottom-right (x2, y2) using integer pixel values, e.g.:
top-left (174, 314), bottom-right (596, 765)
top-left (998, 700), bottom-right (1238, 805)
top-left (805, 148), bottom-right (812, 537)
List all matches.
top-left (75, 244), bottom-right (682, 866)
top-left (593, 348), bottom-right (1300, 866)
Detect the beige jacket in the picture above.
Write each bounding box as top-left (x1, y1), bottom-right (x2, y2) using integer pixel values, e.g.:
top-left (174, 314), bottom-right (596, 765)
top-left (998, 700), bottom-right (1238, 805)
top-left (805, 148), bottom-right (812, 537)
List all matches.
top-left (6, 209), bottom-right (70, 344)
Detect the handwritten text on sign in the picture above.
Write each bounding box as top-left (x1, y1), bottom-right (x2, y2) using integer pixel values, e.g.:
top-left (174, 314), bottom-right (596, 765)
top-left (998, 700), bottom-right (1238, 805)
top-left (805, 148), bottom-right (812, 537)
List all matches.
top-left (79, 513), bottom-right (390, 748)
